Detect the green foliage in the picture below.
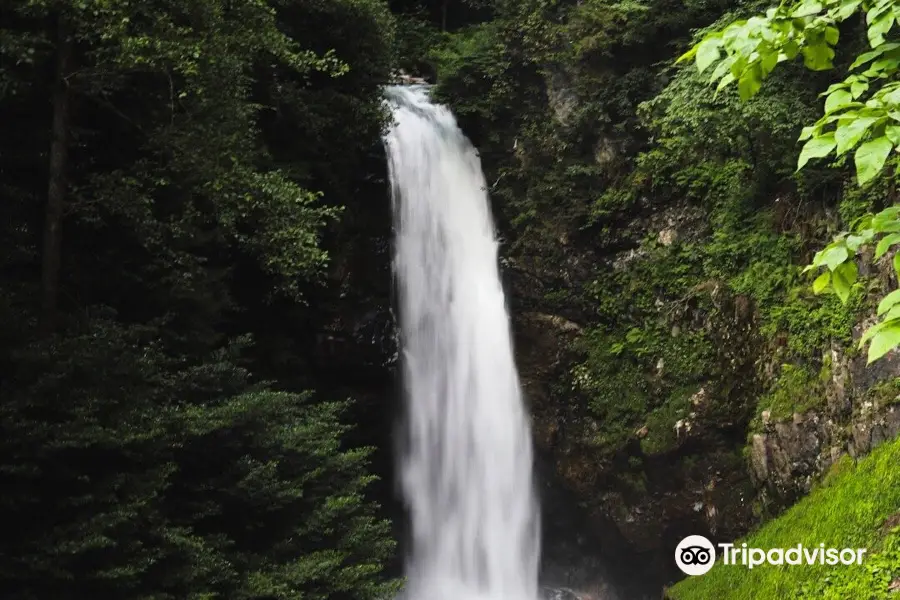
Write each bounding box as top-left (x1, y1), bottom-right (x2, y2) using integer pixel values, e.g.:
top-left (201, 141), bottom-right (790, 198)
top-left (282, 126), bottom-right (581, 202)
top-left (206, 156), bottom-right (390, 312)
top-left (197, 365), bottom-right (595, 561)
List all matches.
top-left (571, 307), bottom-right (717, 456)
top-left (634, 57), bottom-right (868, 361)
top-left (752, 362), bottom-right (826, 424)
top-left (680, 0), bottom-right (900, 181)
top-left (429, 21), bottom-right (509, 122)
top-left (805, 204), bottom-right (900, 361)
top-left (797, 531), bottom-right (900, 599)
top-left (640, 388), bottom-right (695, 455)
top-left (0, 318), bottom-right (398, 599)
top-left (669, 436), bottom-right (900, 599)
top-left (0, 0), bottom-right (400, 597)
top-left (682, 0), bottom-right (900, 362)
top-left (432, 0), bottom-right (880, 470)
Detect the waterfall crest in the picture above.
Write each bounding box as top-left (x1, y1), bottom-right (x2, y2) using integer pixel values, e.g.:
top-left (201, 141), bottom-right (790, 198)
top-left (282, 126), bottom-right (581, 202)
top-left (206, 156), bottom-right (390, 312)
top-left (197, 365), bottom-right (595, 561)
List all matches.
top-left (385, 84), bottom-right (541, 600)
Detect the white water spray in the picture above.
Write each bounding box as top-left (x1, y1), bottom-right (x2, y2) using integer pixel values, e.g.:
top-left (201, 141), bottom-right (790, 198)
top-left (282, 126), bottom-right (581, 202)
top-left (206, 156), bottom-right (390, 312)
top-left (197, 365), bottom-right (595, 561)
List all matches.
top-left (384, 85), bottom-right (540, 600)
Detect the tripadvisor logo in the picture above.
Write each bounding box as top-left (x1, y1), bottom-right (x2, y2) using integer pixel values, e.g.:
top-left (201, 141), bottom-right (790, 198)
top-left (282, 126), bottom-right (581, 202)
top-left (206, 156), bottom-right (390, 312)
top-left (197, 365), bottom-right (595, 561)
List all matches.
top-left (675, 535), bottom-right (716, 576)
top-left (675, 535), bottom-right (868, 576)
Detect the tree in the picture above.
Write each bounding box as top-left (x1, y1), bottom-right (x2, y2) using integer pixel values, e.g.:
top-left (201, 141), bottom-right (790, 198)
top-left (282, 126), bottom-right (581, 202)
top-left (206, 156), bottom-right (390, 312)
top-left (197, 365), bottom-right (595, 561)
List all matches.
top-left (0, 0), bottom-right (400, 597)
top-left (681, 0), bottom-right (900, 362)
top-left (0, 322), bottom-right (399, 600)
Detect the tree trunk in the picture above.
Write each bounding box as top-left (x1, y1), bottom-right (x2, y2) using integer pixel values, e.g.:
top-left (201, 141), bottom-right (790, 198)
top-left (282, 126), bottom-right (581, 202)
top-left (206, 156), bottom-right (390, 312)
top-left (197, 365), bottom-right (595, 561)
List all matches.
top-left (441, 0), bottom-right (448, 31)
top-left (40, 16), bottom-right (73, 334)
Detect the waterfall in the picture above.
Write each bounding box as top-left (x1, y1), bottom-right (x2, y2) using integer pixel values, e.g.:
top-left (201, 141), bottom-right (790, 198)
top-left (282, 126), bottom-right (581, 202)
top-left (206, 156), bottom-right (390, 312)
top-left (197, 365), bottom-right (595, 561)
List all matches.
top-left (384, 84), bottom-right (541, 600)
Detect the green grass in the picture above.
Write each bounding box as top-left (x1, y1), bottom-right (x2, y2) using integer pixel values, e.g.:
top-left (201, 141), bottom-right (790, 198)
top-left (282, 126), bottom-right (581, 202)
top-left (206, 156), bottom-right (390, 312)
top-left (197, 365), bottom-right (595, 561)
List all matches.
top-left (668, 436), bottom-right (900, 600)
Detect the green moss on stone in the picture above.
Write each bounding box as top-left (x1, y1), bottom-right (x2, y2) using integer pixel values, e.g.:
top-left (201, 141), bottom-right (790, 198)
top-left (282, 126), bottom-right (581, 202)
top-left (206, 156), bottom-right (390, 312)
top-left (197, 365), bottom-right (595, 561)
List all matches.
top-left (754, 363), bottom-right (826, 424)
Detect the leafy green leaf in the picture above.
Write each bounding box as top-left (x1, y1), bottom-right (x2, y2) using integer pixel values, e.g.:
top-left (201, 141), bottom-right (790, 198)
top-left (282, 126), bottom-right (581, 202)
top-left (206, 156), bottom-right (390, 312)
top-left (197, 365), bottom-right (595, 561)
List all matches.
top-left (812, 271), bottom-right (831, 293)
top-left (854, 136), bottom-right (894, 185)
top-left (886, 125), bottom-right (900, 145)
top-left (709, 54), bottom-right (736, 83)
top-left (875, 233), bottom-right (900, 258)
top-left (860, 319), bottom-right (889, 346)
top-left (821, 81), bottom-right (850, 96)
top-left (835, 116), bottom-right (878, 155)
top-left (784, 39), bottom-right (801, 60)
top-left (799, 125), bottom-right (818, 141)
top-left (738, 65), bottom-right (763, 100)
top-left (715, 72), bottom-right (736, 94)
top-left (846, 233), bottom-right (868, 251)
top-left (821, 244), bottom-right (850, 271)
top-left (802, 42), bottom-right (835, 70)
top-left (797, 133), bottom-right (837, 170)
top-left (825, 89), bottom-right (853, 112)
top-left (696, 38), bottom-right (723, 73)
top-left (867, 322), bottom-right (900, 363)
top-left (867, 12), bottom-right (896, 47)
top-left (792, 0), bottom-right (824, 17)
top-left (874, 206), bottom-right (900, 227)
top-left (877, 289), bottom-right (900, 315)
top-left (849, 42), bottom-right (900, 69)
top-left (834, 0), bottom-right (863, 20)
top-left (677, 45), bottom-right (699, 64)
top-left (832, 261), bottom-right (857, 303)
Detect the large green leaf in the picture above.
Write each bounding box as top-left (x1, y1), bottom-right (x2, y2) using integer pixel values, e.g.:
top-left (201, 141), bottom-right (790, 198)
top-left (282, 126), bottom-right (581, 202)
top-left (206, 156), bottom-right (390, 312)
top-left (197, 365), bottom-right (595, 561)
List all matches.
top-left (886, 125), bottom-right (900, 145)
top-left (850, 79), bottom-right (869, 98)
top-left (877, 289), bottom-right (900, 315)
top-left (854, 136), bottom-right (893, 184)
top-left (824, 89), bottom-right (853, 113)
top-left (696, 38), bottom-right (723, 73)
top-left (835, 116), bottom-right (877, 155)
top-left (797, 133), bottom-right (836, 170)
top-left (820, 244), bottom-right (849, 271)
top-left (738, 65), bottom-right (763, 100)
top-left (834, 0), bottom-right (863, 20)
top-left (849, 42), bottom-right (900, 69)
top-left (813, 271), bottom-right (831, 294)
top-left (867, 322), bottom-right (900, 363)
top-left (875, 232), bottom-right (900, 258)
top-left (792, 0), bottom-right (823, 17)
top-left (802, 42), bottom-right (835, 70)
top-left (867, 12), bottom-right (896, 47)
top-left (832, 261), bottom-right (857, 303)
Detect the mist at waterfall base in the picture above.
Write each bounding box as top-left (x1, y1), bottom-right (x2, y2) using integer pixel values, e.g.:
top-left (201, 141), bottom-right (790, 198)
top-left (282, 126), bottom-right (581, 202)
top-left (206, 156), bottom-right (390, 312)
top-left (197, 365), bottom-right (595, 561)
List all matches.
top-left (384, 85), bottom-right (540, 600)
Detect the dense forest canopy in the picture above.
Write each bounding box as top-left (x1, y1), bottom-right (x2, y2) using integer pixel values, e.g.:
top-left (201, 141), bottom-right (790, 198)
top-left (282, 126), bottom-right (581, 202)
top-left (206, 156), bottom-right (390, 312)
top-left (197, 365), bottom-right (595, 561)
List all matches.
top-left (1, 0), bottom-right (898, 598)
top-left (1, 0), bottom-right (399, 597)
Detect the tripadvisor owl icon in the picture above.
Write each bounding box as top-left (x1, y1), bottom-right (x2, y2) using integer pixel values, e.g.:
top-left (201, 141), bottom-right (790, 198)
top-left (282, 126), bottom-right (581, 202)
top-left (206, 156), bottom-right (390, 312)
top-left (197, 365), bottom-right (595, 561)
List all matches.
top-left (675, 535), bottom-right (716, 576)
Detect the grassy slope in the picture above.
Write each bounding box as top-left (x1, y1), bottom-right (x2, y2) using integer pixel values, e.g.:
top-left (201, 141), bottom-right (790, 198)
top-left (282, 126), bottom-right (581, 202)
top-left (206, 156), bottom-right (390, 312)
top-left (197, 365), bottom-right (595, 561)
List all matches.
top-left (668, 436), bottom-right (900, 600)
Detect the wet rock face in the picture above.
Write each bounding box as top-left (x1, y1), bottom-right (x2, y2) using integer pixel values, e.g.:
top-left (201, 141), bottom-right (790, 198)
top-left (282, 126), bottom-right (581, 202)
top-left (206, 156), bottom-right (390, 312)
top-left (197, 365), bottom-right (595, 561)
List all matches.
top-left (513, 265), bottom-right (760, 586)
top-left (748, 341), bottom-right (900, 508)
top-left (507, 194), bottom-right (900, 590)
top-left (515, 311), bottom-right (583, 449)
top-left (536, 453), bottom-right (666, 600)
top-left (749, 414), bottom-right (832, 503)
top-left (546, 69), bottom-right (579, 126)
top-left (540, 586), bottom-right (615, 600)
top-left (391, 70), bottom-right (431, 86)
top-left (850, 405), bottom-right (900, 457)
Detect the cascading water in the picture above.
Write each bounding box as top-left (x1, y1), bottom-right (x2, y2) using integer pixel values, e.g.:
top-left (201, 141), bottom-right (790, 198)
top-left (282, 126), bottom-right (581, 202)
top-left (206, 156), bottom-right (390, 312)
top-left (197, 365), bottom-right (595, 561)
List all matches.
top-left (384, 84), bottom-right (541, 600)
